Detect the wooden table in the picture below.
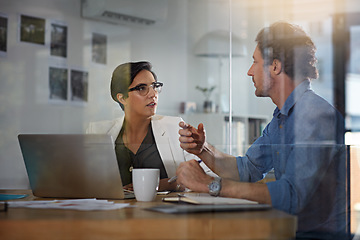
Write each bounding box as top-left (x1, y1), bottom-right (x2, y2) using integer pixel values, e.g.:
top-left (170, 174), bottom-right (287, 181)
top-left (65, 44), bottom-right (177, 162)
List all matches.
top-left (0, 189), bottom-right (297, 240)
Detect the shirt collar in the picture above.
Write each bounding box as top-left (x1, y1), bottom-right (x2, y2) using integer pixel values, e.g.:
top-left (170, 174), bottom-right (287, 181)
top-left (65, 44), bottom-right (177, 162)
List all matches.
top-left (273, 79), bottom-right (312, 118)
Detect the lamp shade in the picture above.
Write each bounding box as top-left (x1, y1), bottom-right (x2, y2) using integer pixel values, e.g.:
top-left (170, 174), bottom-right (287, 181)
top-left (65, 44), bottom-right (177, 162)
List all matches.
top-left (194, 30), bottom-right (247, 58)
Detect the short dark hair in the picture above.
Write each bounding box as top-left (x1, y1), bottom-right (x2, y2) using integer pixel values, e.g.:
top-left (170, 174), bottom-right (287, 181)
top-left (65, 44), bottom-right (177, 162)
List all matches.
top-left (110, 61), bottom-right (157, 110)
top-left (255, 21), bottom-right (318, 80)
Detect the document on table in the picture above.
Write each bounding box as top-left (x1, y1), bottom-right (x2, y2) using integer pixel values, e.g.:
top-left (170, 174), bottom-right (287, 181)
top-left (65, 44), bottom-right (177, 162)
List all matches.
top-left (7, 199), bottom-right (130, 211)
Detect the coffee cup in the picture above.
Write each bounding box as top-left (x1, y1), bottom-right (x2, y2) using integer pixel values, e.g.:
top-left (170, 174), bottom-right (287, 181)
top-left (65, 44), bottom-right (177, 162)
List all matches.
top-left (132, 168), bottom-right (160, 202)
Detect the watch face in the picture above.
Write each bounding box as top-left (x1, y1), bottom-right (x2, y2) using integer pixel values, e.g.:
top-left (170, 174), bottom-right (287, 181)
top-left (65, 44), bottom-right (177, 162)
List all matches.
top-left (210, 181), bottom-right (221, 192)
top-left (209, 178), bottom-right (221, 196)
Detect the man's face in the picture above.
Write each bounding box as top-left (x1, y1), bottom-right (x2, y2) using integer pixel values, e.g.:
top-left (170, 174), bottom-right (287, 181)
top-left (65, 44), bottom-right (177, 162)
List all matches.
top-left (247, 45), bottom-right (273, 97)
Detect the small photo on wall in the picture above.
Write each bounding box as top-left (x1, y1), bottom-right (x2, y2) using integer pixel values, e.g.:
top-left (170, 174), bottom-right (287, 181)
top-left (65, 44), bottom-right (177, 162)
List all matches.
top-left (70, 69), bottom-right (88, 102)
top-left (0, 14), bottom-right (8, 54)
top-left (20, 15), bottom-right (45, 45)
top-left (92, 33), bottom-right (107, 64)
top-left (50, 23), bottom-right (67, 58)
top-left (49, 66), bottom-right (68, 101)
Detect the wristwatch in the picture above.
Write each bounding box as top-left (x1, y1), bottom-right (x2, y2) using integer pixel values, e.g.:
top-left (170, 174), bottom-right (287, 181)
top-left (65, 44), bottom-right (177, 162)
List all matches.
top-left (208, 177), bottom-right (222, 197)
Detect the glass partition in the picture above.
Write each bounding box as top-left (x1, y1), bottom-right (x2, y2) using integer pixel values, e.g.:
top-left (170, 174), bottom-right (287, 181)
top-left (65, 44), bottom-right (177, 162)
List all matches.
top-left (0, 0), bottom-right (360, 237)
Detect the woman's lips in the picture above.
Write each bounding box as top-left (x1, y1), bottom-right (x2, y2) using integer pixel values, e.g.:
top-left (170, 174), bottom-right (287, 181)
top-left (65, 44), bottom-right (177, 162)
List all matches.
top-left (147, 102), bottom-right (156, 107)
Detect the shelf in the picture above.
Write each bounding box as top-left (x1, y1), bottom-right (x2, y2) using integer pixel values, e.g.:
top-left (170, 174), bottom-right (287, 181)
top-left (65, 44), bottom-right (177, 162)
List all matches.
top-left (180, 113), bottom-right (268, 155)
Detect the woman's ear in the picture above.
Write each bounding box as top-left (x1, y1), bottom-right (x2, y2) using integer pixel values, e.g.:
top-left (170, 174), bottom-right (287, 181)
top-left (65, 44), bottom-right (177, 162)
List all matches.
top-left (272, 59), bottom-right (282, 75)
top-left (117, 93), bottom-right (126, 105)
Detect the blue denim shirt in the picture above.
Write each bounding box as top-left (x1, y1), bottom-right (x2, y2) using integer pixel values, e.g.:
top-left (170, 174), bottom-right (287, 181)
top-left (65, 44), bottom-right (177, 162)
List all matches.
top-left (236, 80), bottom-right (346, 235)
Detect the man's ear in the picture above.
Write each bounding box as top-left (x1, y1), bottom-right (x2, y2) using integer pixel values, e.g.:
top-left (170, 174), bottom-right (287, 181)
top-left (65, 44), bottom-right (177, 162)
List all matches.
top-left (272, 59), bottom-right (282, 75)
top-left (117, 93), bottom-right (126, 105)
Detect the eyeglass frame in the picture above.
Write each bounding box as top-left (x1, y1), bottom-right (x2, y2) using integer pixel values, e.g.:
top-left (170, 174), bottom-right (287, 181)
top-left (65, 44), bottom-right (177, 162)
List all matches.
top-left (128, 82), bottom-right (163, 96)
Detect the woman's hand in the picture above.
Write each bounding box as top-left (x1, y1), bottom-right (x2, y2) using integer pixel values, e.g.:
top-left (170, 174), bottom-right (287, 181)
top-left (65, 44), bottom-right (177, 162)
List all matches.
top-left (125, 179), bottom-right (185, 192)
top-left (123, 183), bottom-right (133, 191)
top-left (158, 178), bottom-right (185, 192)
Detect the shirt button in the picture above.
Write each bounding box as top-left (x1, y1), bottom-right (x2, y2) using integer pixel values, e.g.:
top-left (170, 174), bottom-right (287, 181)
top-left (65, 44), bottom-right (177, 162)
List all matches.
top-left (279, 125), bottom-right (283, 129)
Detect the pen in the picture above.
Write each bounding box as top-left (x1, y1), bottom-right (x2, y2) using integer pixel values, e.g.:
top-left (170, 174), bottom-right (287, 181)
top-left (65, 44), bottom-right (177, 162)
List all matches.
top-left (123, 189), bottom-right (134, 193)
top-left (167, 175), bottom-right (178, 183)
top-left (168, 160), bottom-right (202, 183)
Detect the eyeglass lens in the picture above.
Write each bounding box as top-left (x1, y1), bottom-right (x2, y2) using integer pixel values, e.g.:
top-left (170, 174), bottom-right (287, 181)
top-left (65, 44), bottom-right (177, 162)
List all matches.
top-left (134, 83), bottom-right (162, 96)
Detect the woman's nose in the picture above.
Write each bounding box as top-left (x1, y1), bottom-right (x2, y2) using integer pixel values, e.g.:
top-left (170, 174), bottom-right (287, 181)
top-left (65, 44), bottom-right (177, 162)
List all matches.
top-left (147, 86), bottom-right (157, 97)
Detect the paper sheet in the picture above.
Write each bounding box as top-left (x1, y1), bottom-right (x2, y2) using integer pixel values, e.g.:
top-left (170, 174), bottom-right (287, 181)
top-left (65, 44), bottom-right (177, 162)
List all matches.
top-left (7, 199), bottom-right (130, 211)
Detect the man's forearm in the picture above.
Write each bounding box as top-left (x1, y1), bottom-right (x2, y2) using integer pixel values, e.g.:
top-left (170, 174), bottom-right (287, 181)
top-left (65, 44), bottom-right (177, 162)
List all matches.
top-left (198, 142), bottom-right (240, 181)
top-left (221, 179), bottom-right (272, 205)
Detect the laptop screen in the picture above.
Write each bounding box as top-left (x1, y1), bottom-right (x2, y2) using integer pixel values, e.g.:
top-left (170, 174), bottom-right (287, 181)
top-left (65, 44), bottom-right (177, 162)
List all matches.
top-left (18, 134), bottom-right (129, 199)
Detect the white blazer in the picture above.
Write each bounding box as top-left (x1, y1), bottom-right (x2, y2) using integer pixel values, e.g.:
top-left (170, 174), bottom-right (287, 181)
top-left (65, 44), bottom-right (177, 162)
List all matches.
top-left (86, 115), bottom-right (212, 178)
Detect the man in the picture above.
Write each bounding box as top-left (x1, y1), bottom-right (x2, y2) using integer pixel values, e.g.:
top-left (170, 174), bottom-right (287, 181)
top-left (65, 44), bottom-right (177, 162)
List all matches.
top-left (177, 22), bottom-right (347, 239)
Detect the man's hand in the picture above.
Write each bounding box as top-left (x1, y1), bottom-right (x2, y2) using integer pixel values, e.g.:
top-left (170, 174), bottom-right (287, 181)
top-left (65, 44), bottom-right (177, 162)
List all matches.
top-left (176, 159), bottom-right (212, 193)
top-left (179, 121), bottom-right (206, 156)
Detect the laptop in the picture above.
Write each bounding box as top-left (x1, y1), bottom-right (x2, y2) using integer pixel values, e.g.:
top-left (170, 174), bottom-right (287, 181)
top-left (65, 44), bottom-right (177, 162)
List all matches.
top-left (18, 134), bottom-right (134, 199)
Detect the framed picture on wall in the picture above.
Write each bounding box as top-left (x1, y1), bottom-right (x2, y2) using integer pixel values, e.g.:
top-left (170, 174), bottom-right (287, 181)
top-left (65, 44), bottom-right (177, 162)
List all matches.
top-left (50, 22), bottom-right (67, 58)
top-left (49, 66), bottom-right (68, 102)
top-left (20, 14), bottom-right (45, 45)
top-left (70, 69), bottom-right (88, 103)
top-left (92, 33), bottom-right (107, 64)
top-left (0, 13), bottom-right (8, 56)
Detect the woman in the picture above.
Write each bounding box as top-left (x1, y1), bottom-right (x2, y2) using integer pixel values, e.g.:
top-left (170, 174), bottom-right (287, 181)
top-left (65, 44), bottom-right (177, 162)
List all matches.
top-left (87, 61), bottom-right (212, 191)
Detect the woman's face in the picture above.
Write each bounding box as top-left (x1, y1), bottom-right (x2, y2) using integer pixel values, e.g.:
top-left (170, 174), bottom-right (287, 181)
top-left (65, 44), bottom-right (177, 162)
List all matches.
top-left (123, 70), bottom-right (159, 119)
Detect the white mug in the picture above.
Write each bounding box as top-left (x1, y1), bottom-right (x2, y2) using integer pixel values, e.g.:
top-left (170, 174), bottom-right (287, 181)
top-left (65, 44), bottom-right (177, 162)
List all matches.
top-left (132, 168), bottom-right (160, 202)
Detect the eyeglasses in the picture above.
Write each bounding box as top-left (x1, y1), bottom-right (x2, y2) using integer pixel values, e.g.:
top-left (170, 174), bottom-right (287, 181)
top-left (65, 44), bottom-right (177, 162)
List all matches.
top-left (128, 82), bottom-right (163, 96)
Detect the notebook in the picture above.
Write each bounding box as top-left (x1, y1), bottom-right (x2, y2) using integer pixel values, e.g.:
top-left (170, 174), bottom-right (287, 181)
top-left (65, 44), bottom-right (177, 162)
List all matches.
top-left (162, 193), bottom-right (260, 205)
top-left (152, 193), bottom-right (271, 213)
top-left (18, 134), bottom-right (134, 200)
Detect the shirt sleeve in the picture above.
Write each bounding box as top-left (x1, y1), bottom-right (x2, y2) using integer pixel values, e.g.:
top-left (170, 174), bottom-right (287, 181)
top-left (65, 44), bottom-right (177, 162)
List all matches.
top-left (266, 97), bottom-right (345, 214)
top-left (236, 123), bottom-right (274, 182)
top-left (266, 145), bottom-right (345, 214)
top-left (237, 94), bottom-right (345, 215)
